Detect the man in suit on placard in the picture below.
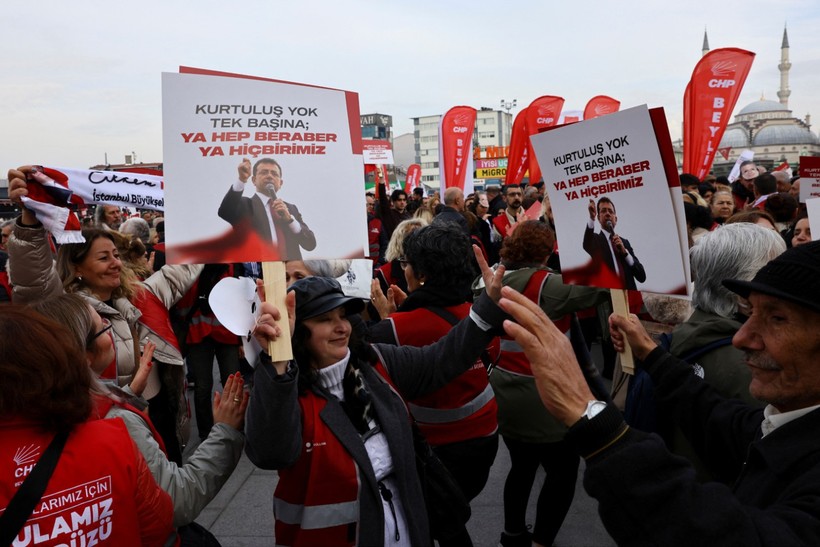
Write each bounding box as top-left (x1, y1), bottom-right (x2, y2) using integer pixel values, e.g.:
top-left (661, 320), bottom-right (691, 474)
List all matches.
top-left (218, 158), bottom-right (316, 260)
top-left (583, 197), bottom-right (646, 290)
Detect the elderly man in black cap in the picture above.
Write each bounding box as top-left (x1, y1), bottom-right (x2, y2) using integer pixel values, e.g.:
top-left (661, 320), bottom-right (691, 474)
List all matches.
top-left (495, 240), bottom-right (820, 545)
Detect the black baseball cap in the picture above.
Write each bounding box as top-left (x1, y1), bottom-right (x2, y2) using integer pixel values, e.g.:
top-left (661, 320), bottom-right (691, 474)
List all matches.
top-left (289, 277), bottom-right (365, 321)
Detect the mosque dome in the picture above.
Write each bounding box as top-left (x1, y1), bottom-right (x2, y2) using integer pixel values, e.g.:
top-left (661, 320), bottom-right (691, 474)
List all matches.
top-left (719, 127), bottom-right (751, 148)
top-left (738, 99), bottom-right (790, 116)
top-left (753, 125), bottom-right (819, 146)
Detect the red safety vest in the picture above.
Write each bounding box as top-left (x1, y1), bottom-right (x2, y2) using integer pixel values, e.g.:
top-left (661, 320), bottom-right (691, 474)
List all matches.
top-left (496, 271), bottom-right (571, 377)
top-left (0, 417), bottom-right (174, 547)
top-left (389, 304), bottom-right (499, 446)
top-left (175, 266), bottom-right (239, 346)
top-left (273, 393), bottom-right (361, 547)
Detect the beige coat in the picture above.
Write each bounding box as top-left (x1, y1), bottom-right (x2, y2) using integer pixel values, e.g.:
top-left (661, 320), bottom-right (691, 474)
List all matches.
top-left (8, 220), bottom-right (202, 387)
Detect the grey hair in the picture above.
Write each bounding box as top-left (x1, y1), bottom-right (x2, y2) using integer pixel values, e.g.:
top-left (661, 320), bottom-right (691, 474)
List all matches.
top-left (93, 205), bottom-right (117, 227)
top-left (1, 219), bottom-right (13, 231)
top-left (690, 223), bottom-right (786, 317)
top-left (303, 259), bottom-right (352, 278)
top-left (443, 187), bottom-right (462, 206)
top-left (119, 218), bottom-right (151, 244)
top-left (385, 218), bottom-right (428, 262)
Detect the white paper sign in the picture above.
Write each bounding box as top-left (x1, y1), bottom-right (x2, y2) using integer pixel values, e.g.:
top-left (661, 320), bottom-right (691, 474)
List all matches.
top-left (362, 140), bottom-right (394, 165)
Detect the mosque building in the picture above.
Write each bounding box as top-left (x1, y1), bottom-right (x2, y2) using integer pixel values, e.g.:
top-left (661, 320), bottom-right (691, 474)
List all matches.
top-left (711, 27), bottom-right (820, 175)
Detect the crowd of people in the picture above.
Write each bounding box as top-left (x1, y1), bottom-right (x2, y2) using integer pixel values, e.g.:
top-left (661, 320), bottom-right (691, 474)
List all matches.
top-left (1, 160), bottom-right (820, 547)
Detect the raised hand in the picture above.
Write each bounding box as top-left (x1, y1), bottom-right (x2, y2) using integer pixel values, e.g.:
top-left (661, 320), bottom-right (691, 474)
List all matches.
top-left (473, 244), bottom-right (505, 303)
top-left (212, 373), bottom-right (249, 431)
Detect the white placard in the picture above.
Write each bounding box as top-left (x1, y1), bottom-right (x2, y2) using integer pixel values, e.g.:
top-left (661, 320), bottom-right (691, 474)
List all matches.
top-left (162, 69), bottom-right (367, 264)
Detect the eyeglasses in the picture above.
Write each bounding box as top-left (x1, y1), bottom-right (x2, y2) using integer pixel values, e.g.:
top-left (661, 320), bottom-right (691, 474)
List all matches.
top-left (89, 318), bottom-right (113, 344)
top-left (398, 256), bottom-right (410, 270)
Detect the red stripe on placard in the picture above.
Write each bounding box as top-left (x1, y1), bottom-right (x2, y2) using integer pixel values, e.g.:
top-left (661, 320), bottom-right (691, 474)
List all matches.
top-left (649, 108), bottom-right (680, 189)
top-left (346, 91), bottom-right (362, 154)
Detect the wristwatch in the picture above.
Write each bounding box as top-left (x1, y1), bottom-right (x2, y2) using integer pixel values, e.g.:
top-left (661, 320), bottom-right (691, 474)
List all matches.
top-left (583, 400), bottom-right (607, 420)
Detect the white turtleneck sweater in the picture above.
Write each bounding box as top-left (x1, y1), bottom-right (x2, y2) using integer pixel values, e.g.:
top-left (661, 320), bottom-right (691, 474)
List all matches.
top-left (315, 351), bottom-right (411, 546)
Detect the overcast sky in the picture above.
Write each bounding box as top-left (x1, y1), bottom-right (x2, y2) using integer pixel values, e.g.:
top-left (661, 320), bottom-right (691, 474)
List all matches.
top-left (3, 0), bottom-right (819, 171)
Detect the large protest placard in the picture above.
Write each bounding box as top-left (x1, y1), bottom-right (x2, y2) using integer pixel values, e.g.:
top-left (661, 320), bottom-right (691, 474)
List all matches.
top-left (530, 105), bottom-right (689, 295)
top-left (799, 157), bottom-right (820, 204)
top-left (162, 67), bottom-right (367, 264)
top-left (806, 198), bottom-right (820, 242)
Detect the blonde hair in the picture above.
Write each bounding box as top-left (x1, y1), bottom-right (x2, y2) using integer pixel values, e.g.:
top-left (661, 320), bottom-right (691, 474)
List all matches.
top-left (385, 218), bottom-right (428, 262)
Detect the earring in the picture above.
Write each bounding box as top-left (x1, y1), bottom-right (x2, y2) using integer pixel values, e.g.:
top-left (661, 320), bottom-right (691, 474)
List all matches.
top-left (76, 275), bottom-right (83, 283)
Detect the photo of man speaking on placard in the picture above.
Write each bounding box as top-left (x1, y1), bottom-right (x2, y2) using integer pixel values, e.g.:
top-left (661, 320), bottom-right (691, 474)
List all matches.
top-left (162, 69), bottom-right (368, 266)
top-left (583, 197), bottom-right (646, 290)
top-left (218, 157), bottom-right (316, 261)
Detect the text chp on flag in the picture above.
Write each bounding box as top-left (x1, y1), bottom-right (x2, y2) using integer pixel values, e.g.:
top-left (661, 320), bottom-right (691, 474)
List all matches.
top-left (439, 106), bottom-right (477, 193)
top-left (682, 48), bottom-right (755, 179)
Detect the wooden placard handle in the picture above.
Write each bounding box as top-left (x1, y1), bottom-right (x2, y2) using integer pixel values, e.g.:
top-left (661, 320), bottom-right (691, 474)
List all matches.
top-left (261, 261), bottom-right (293, 362)
top-left (610, 289), bottom-right (635, 375)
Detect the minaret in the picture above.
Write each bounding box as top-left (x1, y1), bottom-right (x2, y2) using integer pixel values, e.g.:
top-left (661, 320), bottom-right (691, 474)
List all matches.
top-left (778, 25), bottom-right (791, 107)
top-left (702, 28), bottom-right (710, 57)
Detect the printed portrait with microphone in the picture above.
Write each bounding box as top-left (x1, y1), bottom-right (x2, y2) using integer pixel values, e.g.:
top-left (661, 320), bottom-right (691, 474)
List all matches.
top-left (218, 157), bottom-right (317, 261)
top-left (583, 197), bottom-right (646, 290)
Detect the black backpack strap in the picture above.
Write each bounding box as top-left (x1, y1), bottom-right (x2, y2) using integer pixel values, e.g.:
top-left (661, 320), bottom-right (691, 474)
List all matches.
top-left (0, 429), bottom-right (70, 545)
top-left (426, 306), bottom-right (495, 372)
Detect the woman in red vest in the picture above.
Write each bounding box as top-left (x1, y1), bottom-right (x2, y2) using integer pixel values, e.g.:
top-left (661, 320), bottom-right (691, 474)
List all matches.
top-left (8, 169), bottom-right (202, 463)
top-left (31, 293), bottom-right (248, 533)
top-left (474, 221), bottom-right (609, 547)
top-left (369, 223), bottom-right (500, 546)
top-left (246, 269), bottom-right (508, 547)
top-left (0, 306), bottom-right (174, 546)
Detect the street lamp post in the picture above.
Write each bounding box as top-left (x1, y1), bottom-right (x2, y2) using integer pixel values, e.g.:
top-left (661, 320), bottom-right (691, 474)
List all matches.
top-left (500, 98), bottom-right (517, 114)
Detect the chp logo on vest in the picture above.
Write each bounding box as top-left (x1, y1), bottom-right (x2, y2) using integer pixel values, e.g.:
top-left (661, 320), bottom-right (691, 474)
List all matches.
top-left (451, 113), bottom-right (472, 133)
top-left (14, 444), bottom-right (41, 478)
top-left (708, 60), bottom-right (737, 88)
top-left (305, 440), bottom-right (327, 453)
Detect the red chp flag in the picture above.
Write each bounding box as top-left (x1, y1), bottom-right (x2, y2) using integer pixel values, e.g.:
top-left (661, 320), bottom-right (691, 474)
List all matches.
top-left (525, 96), bottom-right (564, 185)
top-left (504, 109), bottom-right (530, 187)
top-left (439, 106), bottom-right (476, 192)
top-left (404, 164), bottom-right (422, 194)
top-left (584, 95), bottom-right (620, 120)
top-left (683, 48), bottom-right (755, 179)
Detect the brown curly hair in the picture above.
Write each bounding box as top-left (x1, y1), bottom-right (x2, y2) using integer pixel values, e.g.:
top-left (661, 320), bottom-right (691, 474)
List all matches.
top-left (499, 220), bottom-right (555, 268)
